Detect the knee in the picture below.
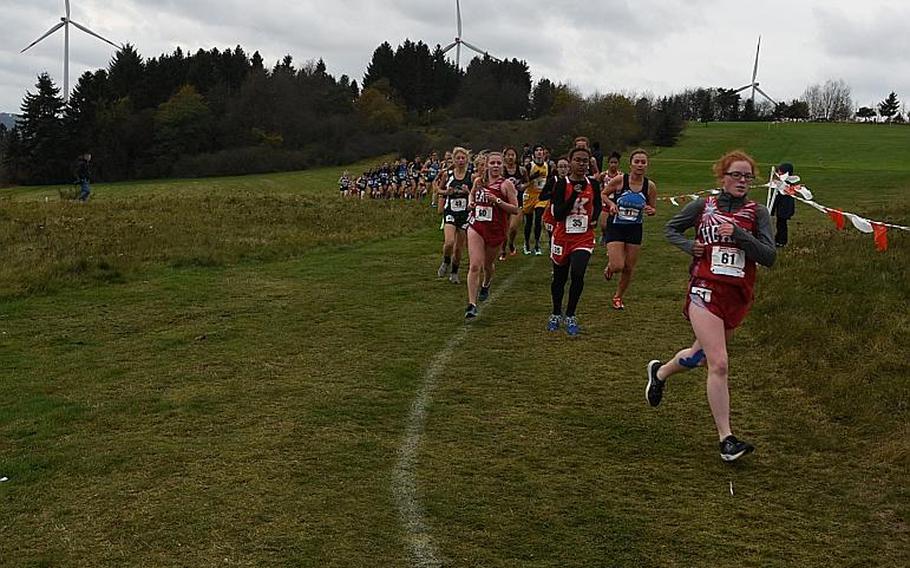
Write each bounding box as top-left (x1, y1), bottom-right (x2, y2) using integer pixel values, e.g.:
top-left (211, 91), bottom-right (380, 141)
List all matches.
top-left (707, 357), bottom-right (729, 378)
top-left (609, 259), bottom-right (625, 272)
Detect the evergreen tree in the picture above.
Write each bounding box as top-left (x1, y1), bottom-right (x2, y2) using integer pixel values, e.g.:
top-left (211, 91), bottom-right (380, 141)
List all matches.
top-left (18, 73), bottom-right (68, 183)
top-left (530, 78), bottom-right (557, 118)
top-left (363, 42), bottom-right (395, 88)
top-left (107, 44), bottom-right (146, 105)
top-left (878, 92), bottom-right (900, 122)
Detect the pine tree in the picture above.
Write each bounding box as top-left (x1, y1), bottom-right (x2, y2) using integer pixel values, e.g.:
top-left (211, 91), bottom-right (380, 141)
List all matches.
top-left (18, 73), bottom-right (68, 183)
top-left (878, 92), bottom-right (900, 122)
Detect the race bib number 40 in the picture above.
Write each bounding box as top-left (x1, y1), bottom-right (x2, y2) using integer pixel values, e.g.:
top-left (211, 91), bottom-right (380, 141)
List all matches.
top-left (474, 205), bottom-right (493, 222)
top-left (566, 214), bottom-right (589, 234)
top-left (710, 246), bottom-right (746, 278)
top-left (450, 198), bottom-right (467, 212)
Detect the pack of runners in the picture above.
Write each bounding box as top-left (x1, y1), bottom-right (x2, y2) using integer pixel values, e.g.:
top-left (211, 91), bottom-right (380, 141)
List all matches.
top-left (429, 141), bottom-right (776, 462)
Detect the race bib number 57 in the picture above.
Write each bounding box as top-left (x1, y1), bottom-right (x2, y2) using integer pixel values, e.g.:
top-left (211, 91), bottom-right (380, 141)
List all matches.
top-left (710, 246), bottom-right (745, 278)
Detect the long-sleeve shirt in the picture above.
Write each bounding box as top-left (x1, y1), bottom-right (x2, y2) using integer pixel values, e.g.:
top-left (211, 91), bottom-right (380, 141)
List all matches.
top-left (665, 192), bottom-right (776, 267)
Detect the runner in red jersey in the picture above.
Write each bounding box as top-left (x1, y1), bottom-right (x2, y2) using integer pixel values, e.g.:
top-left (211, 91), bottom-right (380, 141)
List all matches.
top-left (644, 150), bottom-right (776, 462)
top-left (464, 151), bottom-right (520, 319)
top-left (546, 147), bottom-right (602, 336)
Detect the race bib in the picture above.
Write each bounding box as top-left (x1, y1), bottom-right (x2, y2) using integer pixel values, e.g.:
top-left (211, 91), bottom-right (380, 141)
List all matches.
top-left (474, 205), bottom-right (493, 222)
top-left (535, 177), bottom-right (546, 189)
top-left (617, 207), bottom-right (641, 223)
top-left (566, 214), bottom-right (589, 234)
top-left (710, 246), bottom-right (746, 278)
top-left (690, 286), bottom-right (713, 303)
top-left (551, 244), bottom-right (564, 256)
top-left (450, 198), bottom-right (467, 212)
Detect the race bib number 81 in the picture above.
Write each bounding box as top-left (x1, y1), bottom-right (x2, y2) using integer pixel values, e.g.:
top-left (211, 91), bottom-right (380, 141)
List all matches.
top-left (474, 205), bottom-right (493, 222)
top-left (710, 246), bottom-right (746, 278)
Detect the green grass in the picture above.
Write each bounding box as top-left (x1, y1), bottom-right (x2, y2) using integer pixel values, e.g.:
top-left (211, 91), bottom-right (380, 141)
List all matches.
top-left (1, 123), bottom-right (908, 567)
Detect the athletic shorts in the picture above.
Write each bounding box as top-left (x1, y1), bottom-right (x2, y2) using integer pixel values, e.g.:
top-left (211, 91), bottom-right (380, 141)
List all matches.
top-left (605, 222), bottom-right (643, 245)
top-left (522, 194), bottom-right (541, 215)
top-left (683, 277), bottom-right (753, 330)
top-left (550, 236), bottom-right (595, 266)
top-left (444, 211), bottom-right (469, 230)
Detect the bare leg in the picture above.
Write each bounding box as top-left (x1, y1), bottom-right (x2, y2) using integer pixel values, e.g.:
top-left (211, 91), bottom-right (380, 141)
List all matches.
top-left (467, 228), bottom-right (486, 305)
top-left (605, 241), bottom-right (626, 281)
top-left (615, 243), bottom-right (641, 299)
top-left (688, 304), bottom-right (736, 440)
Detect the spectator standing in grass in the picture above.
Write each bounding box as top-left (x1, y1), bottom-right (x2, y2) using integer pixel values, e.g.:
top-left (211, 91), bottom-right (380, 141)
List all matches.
top-left (645, 150), bottom-right (776, 462)
top-left (771, 162), bottom-right (796, 247)
top-left (76, 153), bottom-right (92, 202)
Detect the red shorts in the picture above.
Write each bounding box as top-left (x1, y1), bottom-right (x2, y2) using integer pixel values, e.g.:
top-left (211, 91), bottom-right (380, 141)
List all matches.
top-left (469, 222), bottom-right (507, 249)
top-left (550, 234), bottom-right (596, 266)
top-left (683, 277), bottom-right (753, 330)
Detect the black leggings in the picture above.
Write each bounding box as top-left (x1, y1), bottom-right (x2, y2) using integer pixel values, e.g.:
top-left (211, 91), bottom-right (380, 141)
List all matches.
top-left (551, 250), bottom-right (591, 317)
top-left (524, 208), bottom-right (544, 247)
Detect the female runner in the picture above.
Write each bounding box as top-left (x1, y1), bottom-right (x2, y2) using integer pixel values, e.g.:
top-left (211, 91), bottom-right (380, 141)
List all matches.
top-left (436, 147), bottom-right (473, 283)
top-left (602, 149), bottom-right (657, 309)
top-left (645, 150), bottom-right (776, 462)
top-left (464, 151), bottom-right (520, 319)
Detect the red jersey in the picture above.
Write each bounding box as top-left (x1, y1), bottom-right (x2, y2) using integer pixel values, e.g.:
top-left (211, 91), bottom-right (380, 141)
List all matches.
top-left (468, 177), bottom-right (510, 247)
top-left (551, 177), bottom-right (597, 264)
top-left (691, 195), bottom-right (760, 298)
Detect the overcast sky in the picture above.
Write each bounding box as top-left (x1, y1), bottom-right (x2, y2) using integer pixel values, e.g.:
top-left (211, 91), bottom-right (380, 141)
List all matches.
top-left (2, 0), bottom-right (908, 114)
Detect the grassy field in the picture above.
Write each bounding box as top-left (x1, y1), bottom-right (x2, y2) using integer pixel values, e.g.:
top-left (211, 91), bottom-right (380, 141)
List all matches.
top-left (1, 123), bottom-right (907, 567)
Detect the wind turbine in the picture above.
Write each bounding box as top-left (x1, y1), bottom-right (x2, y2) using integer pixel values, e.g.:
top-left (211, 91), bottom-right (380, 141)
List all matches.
top-left (732, 35), bottom-right (776, 106)
top-left (440, 0), bottom-right (499, 68)
top-left (20, 1), bottom-right (123, 102)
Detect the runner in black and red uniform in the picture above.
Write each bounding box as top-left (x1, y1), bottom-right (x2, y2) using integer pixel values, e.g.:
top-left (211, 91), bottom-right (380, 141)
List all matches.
top-left (464, 151), bottom-right (520, 319)
top-left (645, 150), bottom-right (776, 462)
top-left (546, 147), bottom-right (602, 336)
top-left (500, 146), bottom-right (528, 259)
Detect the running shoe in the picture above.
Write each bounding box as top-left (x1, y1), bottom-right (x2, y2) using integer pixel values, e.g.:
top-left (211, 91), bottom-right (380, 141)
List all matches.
top-left (546, 314), bottom-right (562, 332)
top-left (437, 262), bottom-right (448, 278)
top-left (464, 304), bottom-right (478, 319)
top-left (611, 296), bottom-right (625, 310)
top-left (478, 285), bottom-right (490, 302)
top-left (534, 246), bottom-right (542, 256)
top-left (719, 435), bottom-right (755, 462)
top-left (449, 272), bottom-right (460, 284)
top-left (565, 316), bottom-right (580, 336)
top-left (509, 244), bottom-right (518, 256)
top-left (523, 245), bottom-right (532, 255)
top-left (498, 252), bottom-right (507, 261)
top-left (645, 360), bottom-right (665, 407)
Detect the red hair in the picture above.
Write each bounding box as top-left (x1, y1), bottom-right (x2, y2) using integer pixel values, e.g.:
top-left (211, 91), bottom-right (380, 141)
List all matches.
top-left (712, 150), bottom-right (757, 183)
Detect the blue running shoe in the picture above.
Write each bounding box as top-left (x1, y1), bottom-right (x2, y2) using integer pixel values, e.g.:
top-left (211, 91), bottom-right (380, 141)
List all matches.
top-left (565, 316), bottom-right (580, 336)
top-left (547, 314), bottom-right (562, 331)
top-left (478, 285), bottom-right (490, 302)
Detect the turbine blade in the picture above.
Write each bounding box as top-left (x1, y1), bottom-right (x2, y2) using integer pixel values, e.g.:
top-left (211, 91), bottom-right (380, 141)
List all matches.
top-left (68, 19), bottom-right (122, 49)
top-left (441, 41), bottom-right (457, 53)
top-left (752, 35), bottom-right (761, 84)
top-left (733, 84), bottom-right (752, 93)
top-left (462, 40), bottom-right (498, 60)
top-left (755, 86), bottom-right (776, 105)
top-left (456, 0), bottom-right (462, 38)
top-left (66, 0), bottom-right (71, 19)
top-left (20, 21), bottom-right (66, 53)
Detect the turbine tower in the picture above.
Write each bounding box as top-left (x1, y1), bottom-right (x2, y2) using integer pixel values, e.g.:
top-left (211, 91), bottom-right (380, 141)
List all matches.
top-left (733, 35), bottom-right (776, 106)
top-left (440, 0), bottom-right (499, 68)
top-left (20, 1), bottom-right (123, 102)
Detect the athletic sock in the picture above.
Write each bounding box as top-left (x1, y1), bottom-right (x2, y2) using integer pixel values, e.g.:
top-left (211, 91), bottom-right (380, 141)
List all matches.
top-left (443, 255), bottom-right (451, 265)
top-left (451, 263), bottom-right (460, 274)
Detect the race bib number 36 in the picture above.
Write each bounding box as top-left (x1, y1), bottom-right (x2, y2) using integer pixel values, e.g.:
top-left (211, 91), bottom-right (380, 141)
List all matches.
top-left (710, 246), bottom-right (746, 278)
top-left (474, 205), bottom-right (493, 222)
top-left (566, 214), bottom-right (589, 234)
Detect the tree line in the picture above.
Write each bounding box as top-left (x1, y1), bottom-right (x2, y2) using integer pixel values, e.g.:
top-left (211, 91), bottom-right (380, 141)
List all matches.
top-left (0, 39), bottom-right (904, 186)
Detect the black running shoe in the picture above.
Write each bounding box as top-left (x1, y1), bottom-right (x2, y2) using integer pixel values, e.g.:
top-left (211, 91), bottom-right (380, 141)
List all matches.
top-left (645, 360), bottom-right (665, 407)
top-left (719, 435), bottom-right (755, 462)
top-left (478, 286), bottom-right (490, 302)
top-left (464, 304), bottom-right (478, 319)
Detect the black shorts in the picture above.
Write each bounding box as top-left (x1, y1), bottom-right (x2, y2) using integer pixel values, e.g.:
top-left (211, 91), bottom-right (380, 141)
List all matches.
top-left (444, 211), bottom-right (469, 230)
top-left (605, 222), bottom-right (643, 245)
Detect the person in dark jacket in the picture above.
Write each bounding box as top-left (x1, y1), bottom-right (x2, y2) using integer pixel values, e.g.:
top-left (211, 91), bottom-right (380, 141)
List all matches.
top-left (771, 162), bottom-right (795, 247)
top-left (76, 153), bottom-right (92, 202)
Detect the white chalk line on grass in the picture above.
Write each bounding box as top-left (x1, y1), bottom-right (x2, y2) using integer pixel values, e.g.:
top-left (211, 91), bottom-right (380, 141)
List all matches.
top-left (392, 264), bottom-right (533, 568)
